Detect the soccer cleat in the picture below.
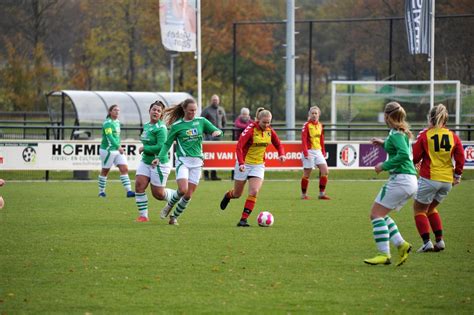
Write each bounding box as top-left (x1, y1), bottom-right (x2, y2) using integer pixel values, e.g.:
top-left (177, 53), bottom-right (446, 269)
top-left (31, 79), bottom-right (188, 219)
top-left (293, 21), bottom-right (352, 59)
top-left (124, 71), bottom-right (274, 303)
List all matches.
top-left (220, 194), bottom-right (231, 210)
top-left (301, 195), bottom-right (310, 200)
top-left (98, 192), bottom-right (106, 197)
top-left (318, 195), bottom-right (331, 200)
top-left (364, 253), bottom-right (391, 265)
top-left (160, 203), bottom-right (173, 219)
top-left (434, 240), bottom-right (445, 252)
top-left (136, 216), bottom-right (149, 222)
top-left (236, 219), bottom-right (250, 227)
top-left (416, 240), bottom-right (434, 253)
top-left (127, 191), bottom-right (136, 198)
top-left (169, 216), bottom-right (179, 225)
top-left (396, 241), bottom-right (412, 267)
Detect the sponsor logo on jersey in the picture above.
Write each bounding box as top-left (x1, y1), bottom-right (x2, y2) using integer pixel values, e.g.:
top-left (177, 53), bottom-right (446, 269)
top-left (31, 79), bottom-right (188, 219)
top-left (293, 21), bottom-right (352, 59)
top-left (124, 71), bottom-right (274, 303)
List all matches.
top-left (186, 128), bottom-right (198, 136)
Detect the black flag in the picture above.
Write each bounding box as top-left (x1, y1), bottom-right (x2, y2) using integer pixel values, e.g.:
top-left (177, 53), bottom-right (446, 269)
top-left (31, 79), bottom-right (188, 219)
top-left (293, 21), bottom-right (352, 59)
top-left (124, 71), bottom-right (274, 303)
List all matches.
top-left (405, 0), bottom-right (431, 56)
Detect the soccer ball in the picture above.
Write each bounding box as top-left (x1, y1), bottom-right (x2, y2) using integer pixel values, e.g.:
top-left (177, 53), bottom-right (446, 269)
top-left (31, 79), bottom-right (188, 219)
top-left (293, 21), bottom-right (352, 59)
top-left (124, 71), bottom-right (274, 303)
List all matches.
top-left (257, 211), bottom-right (274, 227)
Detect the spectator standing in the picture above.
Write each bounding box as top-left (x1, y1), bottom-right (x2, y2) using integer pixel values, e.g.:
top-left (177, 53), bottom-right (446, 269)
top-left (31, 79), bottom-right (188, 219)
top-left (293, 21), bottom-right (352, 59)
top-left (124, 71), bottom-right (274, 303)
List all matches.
top-left (201, 94), bottom-right (227, 180)
top-left (233, 107), bottom-right (253, 140)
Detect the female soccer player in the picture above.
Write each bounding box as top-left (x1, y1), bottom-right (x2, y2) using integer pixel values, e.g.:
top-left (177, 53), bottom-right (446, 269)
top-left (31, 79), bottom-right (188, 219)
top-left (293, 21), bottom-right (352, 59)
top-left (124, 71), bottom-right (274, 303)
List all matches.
top-left (156, 98), bottom-right (222, 225)
top-left (300, 105), bottom-right (330, 200)
top-left (412, 104), bottom-right (465, 252)
top-left (98, 104), bottom-right (135, 198)
top-left (134, 101), bottom-right (175, 222)
top-left (220, 109), bottom-right (286, 227)
top-left (364, 102), bottom-right (416, 266)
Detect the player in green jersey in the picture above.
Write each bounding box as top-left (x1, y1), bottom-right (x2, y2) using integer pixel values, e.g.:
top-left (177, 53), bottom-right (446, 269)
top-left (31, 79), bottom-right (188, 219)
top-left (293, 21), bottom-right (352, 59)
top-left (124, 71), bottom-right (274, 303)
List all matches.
top-left (364, 102), bottom-right (416, 267)
top-left (98, 105), bottom-right (135, 198)
top-left (135, 101), bottom-right (176, 222)
top-left (154, 98), bottom-right (222, 225)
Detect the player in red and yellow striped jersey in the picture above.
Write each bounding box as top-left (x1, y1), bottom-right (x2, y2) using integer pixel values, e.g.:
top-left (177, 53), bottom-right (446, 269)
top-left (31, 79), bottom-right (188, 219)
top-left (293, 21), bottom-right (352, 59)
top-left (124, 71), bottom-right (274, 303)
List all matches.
top-left (412, 104), bottom-right (465, 252)
top-left (300, 106), bottom-right (330, 200)
top-left (220, 108), bottom-right (286, 227)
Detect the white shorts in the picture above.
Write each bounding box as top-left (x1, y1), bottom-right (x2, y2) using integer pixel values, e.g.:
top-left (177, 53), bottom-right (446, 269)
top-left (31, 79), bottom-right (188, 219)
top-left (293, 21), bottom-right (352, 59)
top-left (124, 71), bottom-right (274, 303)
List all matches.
top-left (100, 148), bottom-right (128, 169)
top-left (375, 174), bottom-right (417, 211)
top-left (415, 177), bottom-right (452, 205)
top-left (136, 160), bottom-right (171, 187)
top-left (233, 162), bottom-right (265, 181)
top-left (175, 156), bottom-right (203, 185)
top-left (302, 149), bottom-right (327, 169)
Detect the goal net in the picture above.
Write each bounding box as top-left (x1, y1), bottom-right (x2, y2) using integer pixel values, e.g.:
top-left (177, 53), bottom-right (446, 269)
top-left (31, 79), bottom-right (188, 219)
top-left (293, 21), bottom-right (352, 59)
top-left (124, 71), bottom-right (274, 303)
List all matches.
top-left (330, 80), bottom-right (461, 140)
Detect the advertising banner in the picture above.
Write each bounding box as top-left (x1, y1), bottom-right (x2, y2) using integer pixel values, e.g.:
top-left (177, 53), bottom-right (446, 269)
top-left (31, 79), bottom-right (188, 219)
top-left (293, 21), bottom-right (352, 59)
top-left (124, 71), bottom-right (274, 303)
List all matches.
top-left (202, 142), bottom-right (304, 170)
top-left (324, 144), bottom-right (338, 167)
top-left (464, 144), bottom-right (474, 167)
top-left (1, 140), bottom-right (472, 171)
top-left (0, 141), bottom-right (142, 171)
top-left (359, 144), bottom-right (388, 167)
top-left (337, 143), bottom-right (359, 168)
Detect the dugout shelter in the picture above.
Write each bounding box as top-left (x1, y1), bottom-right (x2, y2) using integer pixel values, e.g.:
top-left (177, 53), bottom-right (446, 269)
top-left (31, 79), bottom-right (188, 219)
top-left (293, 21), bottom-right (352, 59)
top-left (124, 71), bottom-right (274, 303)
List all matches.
top-left (46, 90), bottom-right (193, 128)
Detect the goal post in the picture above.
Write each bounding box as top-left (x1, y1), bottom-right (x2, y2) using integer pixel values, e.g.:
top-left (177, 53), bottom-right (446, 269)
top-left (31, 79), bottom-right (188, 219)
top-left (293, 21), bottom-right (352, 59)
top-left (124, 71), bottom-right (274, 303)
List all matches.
top-left (330, 80), bottom-right (461, 140)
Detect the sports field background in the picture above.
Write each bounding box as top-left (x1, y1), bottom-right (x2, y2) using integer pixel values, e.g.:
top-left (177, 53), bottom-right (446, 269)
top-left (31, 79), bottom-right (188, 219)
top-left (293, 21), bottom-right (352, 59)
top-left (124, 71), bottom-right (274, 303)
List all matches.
top-left (0, 173), bottom-right (473, 313)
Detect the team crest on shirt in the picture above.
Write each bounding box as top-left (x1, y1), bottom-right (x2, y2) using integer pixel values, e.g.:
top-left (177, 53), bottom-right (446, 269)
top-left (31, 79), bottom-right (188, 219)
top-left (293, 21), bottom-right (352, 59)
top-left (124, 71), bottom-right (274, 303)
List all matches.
top-left (140, 130), bottom-right (148, 139)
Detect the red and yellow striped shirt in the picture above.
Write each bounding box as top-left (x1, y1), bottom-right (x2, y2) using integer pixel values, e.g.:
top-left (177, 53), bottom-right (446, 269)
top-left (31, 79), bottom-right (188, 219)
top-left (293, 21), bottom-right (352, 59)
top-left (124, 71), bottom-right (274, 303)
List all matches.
top-left (412, 127), bottom-right (464, 182)
top-left (236, 122), bottom-right (285, 165)
top-left (301, 121), bottom-right (325, 157)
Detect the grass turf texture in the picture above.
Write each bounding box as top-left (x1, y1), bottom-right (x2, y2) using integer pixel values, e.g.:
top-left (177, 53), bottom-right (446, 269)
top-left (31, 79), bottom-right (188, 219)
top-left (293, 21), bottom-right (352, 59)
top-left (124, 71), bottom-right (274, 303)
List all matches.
top-left (0, 180), bottom-right (472, 313)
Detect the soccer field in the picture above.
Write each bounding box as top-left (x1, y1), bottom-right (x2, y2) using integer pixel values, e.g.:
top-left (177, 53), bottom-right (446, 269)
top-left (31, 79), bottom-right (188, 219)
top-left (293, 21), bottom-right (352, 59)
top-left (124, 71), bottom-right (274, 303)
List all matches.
top-left (0, 179), bottom-right (473, 313)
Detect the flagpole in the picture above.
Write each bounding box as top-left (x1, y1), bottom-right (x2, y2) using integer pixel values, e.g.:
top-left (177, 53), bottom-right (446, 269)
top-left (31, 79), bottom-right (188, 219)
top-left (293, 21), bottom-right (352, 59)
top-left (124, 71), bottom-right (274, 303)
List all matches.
top-left (429, 0), bottom-right (435, 109)
top-left (196, 0), bottom-right (202, 114)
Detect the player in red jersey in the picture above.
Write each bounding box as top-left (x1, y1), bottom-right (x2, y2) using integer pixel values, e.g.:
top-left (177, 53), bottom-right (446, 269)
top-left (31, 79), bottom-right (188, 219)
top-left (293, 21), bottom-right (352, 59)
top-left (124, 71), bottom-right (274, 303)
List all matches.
top-left (412, 104), bottom-right (465, 252)
top-left (219, 108), bottom-right (286, 227)
top-left (300, 106), bottom-right (330, 200)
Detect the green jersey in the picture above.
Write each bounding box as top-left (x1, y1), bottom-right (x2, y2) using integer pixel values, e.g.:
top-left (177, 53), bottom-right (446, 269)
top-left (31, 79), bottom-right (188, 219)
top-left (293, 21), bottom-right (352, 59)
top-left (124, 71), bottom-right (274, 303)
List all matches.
top-left (100, 118), bottom-right (121, 151)
top-left (140, 120), bottom-right (168, 165)
top-left (381, 129), bottom-right (417, 175)
top-left (158, 117), bottom-right (221, 161)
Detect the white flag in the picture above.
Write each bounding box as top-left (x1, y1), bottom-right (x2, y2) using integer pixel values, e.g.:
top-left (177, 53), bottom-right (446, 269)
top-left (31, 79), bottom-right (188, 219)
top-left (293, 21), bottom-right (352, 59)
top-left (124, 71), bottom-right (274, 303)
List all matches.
top-left (159, 0), bottom-right (196, 52)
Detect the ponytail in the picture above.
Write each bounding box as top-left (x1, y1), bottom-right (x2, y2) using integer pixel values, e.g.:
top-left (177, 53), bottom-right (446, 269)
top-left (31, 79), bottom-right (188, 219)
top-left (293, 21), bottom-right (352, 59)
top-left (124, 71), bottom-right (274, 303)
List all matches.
top-left (429, 104), bottom-right (449, 128)
top-left (384, 102), bottom-right (412, 139)
top-left (163, 98), bottom-right (195, 126)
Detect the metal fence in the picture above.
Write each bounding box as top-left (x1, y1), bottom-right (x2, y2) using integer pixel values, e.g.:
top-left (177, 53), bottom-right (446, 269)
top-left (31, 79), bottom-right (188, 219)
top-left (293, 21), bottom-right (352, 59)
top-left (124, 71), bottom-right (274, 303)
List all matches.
top-left (0, 124), bottom-right (473, 142)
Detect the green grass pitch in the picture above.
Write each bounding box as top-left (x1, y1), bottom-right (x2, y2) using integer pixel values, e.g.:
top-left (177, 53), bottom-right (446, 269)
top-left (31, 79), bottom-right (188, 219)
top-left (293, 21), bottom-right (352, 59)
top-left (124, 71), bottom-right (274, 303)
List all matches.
top-left (0, 178), bottom-right (472, 313)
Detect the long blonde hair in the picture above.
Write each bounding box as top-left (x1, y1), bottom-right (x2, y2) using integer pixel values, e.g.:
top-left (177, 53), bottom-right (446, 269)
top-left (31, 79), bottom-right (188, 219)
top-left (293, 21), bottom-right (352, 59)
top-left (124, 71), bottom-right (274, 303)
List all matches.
top-left (163, 98), bottom-right (196, 126)
top-left (428, 104), bottom-right (449, 128)
top-left (308, 105), bottom-right (321, 120)
top-left (384, 102), bottom-right (412, 138)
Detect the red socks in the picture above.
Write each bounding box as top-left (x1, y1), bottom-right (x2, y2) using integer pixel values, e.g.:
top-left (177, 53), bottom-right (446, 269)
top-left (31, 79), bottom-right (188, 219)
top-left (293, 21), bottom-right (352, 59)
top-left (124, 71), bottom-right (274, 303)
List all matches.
top-left (428, 209), bottom-right (443, 242)
top-left (415, 213), bottom-right (431, 242)
top-left (241, 195), bottom-right (257, 220)
top-left (319, 175), bottom-right (328, 193)
top-left (301, 176), bottom-right (309, 194)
